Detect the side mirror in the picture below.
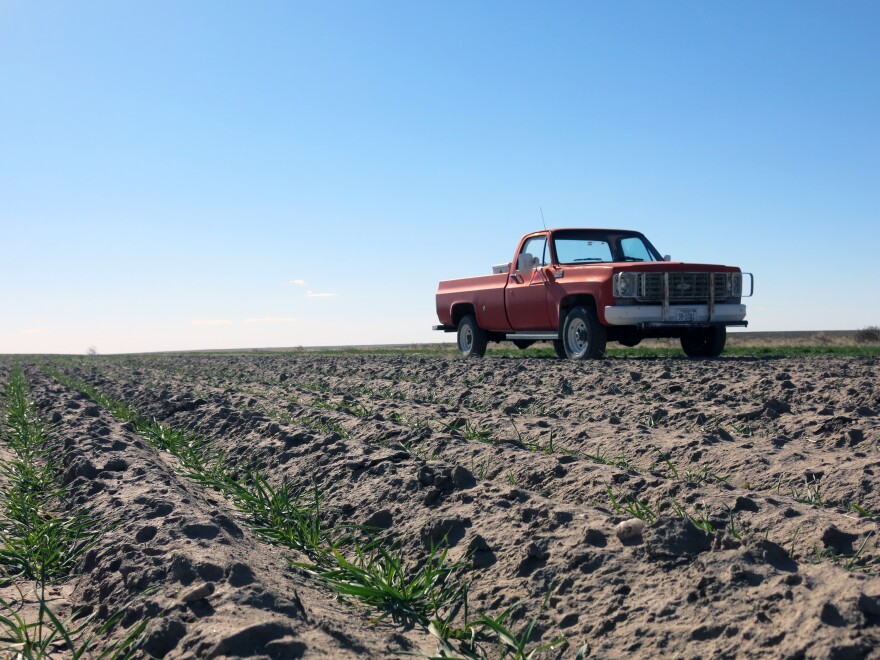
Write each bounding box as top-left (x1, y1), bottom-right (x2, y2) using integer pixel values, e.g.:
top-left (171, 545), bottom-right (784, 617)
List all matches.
top-left (663, 255), bottom-right (672, 262)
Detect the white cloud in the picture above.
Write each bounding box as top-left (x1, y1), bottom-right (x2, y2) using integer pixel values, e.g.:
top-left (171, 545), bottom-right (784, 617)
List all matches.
top-left (21, 328), bottom-right (48, 335)
top-left (306, 291), bottom-right (337, 298)
top-left (289, 279), bottom-right (306, 285)
top-left (241, 316), bottom-right (297, 324)
top-left (191, 319), bottom-right (234, 325)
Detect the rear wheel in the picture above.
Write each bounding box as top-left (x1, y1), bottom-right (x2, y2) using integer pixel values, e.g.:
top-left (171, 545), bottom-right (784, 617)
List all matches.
top-left (457, 314), bottom-right (488, 357)
top-left (561, 306), bottom-right (607, 360)
top-left (680, 326), bottom-right (727, 358)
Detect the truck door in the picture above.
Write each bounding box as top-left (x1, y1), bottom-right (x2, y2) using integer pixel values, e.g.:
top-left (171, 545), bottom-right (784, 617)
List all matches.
top-left (505, 234), bottom-right (552, 330)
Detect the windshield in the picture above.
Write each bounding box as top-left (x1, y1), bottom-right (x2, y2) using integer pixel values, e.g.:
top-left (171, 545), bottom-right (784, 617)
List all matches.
top-left (552, 230), bottom-right (661, 264)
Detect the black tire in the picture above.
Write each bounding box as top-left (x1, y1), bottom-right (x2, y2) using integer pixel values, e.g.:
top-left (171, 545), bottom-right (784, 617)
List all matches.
top-left (457, 314), bottom-right (488, 357)
top-left (512, 340), bottom-right (535, 350)
top-left (552, 340), bottom-right (567, 359)
top-left (561, 306), bottom-right (607, 359)
top-left (680, 326), bottom-right (727, 358)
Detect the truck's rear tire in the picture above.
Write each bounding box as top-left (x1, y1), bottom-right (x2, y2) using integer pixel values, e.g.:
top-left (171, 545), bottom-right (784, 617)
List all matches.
top-left (680, 326), bottom-right (726, 358)
top-left (457, 315), bottom-right (488, 357)
top-left (562, 306), bottom-right (607, 359)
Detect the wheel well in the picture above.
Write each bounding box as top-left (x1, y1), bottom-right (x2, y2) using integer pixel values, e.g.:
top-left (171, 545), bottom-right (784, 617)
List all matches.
top-left (558, 295), bottom-right (597, 327)
top-left (451, 304), bottom-right (476, 327)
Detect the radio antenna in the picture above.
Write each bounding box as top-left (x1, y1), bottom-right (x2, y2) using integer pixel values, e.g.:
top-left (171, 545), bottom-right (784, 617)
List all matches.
top-left (540, 206), bottom-right (548, 231)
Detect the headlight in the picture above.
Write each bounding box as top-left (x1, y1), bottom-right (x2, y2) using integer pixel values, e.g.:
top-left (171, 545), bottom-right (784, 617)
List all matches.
top-left (728, 273), bottom-right (742, 296)
top-left (614, 272), bottom-right (638, 297)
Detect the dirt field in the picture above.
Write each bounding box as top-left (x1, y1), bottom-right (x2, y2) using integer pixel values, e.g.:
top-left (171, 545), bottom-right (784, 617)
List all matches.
top-left (1, 353), bottom-right (878, 658)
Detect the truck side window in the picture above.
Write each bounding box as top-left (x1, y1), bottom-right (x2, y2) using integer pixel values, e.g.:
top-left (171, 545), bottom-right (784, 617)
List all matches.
top-left (518, 236), bottom-right (548, 271)
top-left (620, 237), bottom-right (656, 262)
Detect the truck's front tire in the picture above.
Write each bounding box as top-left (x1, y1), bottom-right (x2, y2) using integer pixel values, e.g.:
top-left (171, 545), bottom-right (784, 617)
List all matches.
top-left (457, 315), bottom-right (488, 357)
top-left (562, 306), bottom-right (607, 359)
top-left (680, 326), bottom-right (727, 358)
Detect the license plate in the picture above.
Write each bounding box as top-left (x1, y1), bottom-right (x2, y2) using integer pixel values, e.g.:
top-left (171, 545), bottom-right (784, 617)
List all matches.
top-left (676, 308), bottom-right (697, 322)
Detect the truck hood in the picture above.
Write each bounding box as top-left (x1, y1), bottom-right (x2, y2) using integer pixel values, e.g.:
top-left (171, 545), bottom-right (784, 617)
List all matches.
top-left (607, 262), bottom-right (740, 273)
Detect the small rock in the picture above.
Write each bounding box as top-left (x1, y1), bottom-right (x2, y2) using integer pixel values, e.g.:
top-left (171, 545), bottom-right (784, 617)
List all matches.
top-left (83, 405), bottom-right (100, 417)
top-left (50, 411), bottom-right (62, 423)
top-left (181, 582), bottom-right (215, 603)
top-left (615, 519), bottom-right (645, 545)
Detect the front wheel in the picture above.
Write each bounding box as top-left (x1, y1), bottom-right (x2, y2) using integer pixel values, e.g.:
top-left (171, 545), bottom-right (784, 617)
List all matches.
top-left (552, 340), bottom-right (567, 359)
top-left (561, 306), bottom-right (607, 359)
top-left (457, 314), bottom-right (488, 357)
top-left (680, 326), bottom-right (727, 358)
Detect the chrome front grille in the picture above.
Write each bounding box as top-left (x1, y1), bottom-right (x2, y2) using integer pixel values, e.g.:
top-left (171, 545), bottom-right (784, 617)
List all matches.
top-left (639, 273), bottom-right (729, 302)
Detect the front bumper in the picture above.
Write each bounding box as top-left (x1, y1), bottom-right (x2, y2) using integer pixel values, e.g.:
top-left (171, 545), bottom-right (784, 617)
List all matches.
top-left (604, 303), bottom-right (747, 326)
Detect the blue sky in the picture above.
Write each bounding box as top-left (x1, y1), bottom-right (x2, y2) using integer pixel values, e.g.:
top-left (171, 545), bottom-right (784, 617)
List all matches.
top-left (1, 1), bottom-right (878, 353)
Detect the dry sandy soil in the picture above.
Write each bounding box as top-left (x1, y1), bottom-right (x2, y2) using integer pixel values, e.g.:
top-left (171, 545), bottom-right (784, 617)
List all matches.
top-left (1, 353), bottom-right (879, 659)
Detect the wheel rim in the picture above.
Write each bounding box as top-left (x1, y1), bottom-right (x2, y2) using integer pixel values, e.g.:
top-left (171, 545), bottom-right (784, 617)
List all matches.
top-left (566, 318), bottom-right (589, 357)
top-left (459, 325), bottom-right (473, 352)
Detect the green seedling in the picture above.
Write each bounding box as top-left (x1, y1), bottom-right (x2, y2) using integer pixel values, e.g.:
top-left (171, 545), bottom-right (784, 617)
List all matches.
top-left (429, 586), bottom-right (566, 660)
top-left (438, 419), bottom-right (492, 444)
top-left (847, 502), bottom-right (876, 519)
top-left (809, 531), bottom-right (877, 573)
top-left (585, 450), bottom-right (634, 472)
top-left (682, 465), bottom-right (729, 485)
top-left (606, 486), bottom-right (658, 523)
top-left (790, 477), bottom-right (823, 507)
top-left (296, 543), bottom-right (465, 625)
top-left (470, 591), bottom-right (566, 659)
top-left (0, 370), bottom-right (101, 582)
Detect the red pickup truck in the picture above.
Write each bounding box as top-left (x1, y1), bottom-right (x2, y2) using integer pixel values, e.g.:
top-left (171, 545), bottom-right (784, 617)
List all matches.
top-left (434, 228), bottom-right (753, 359)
